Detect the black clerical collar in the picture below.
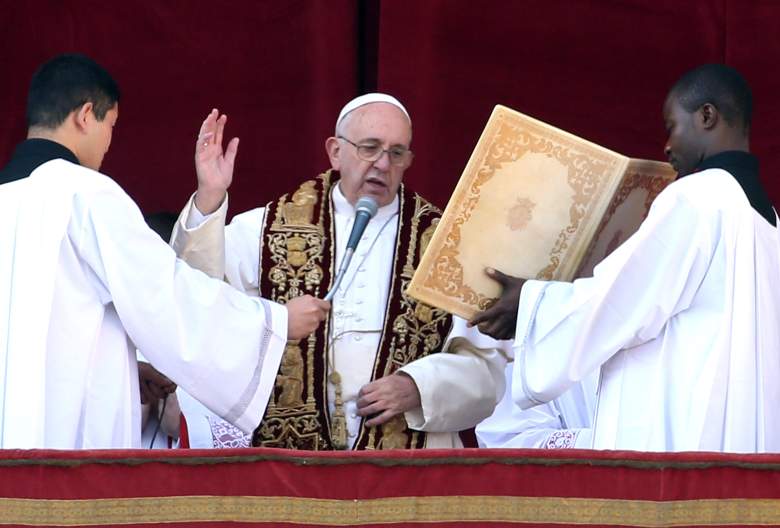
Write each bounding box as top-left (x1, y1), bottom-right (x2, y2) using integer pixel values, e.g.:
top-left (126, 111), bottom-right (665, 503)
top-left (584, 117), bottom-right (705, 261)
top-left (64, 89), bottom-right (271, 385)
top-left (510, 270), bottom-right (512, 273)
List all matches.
top-left (0, 138), bottom-right (80, 186)
top-left (695, 150), bottom-right (776, 227)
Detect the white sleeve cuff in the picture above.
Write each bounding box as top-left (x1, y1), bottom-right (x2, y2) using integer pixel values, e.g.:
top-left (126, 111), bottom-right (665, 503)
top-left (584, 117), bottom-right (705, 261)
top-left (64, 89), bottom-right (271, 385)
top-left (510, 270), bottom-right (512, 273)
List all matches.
top-left (397, 363), bottom-right (429, 430)
top-left (183, 192), bottom-right (228, 230)
top-left (404, 406), bottom-right (426, 429)
top-left (231, 299), bottom-right (287, 435)
top-left (186, 200), bottom-right (209, 229)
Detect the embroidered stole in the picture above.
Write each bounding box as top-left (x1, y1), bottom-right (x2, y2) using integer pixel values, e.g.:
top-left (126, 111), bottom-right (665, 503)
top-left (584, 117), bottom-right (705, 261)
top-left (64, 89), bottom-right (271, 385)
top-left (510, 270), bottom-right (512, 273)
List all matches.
top-left (252, 171), bottom-right (452, 450)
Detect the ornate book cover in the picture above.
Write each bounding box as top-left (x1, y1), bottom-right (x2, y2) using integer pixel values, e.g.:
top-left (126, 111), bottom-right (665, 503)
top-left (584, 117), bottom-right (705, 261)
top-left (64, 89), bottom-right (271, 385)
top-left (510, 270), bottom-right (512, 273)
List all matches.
top-left (407, 105), bottom-right (677, 320)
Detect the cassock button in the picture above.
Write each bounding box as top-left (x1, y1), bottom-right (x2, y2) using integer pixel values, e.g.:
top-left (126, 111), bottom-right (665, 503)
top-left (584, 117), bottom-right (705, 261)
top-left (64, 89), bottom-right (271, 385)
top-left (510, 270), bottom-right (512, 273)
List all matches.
top-left (358, 267), bottom-right (366, 273)
top-left (355, 317), bottom-right (363, 323)
top-left (354, 335), bottom-right (362, 341)
top-left (357, 283), bottom-right (365, 288)
top-left (348, 432), bottom-right (356, 438)
top-left (356, 299), bottom-right (364, 305)
top-left (351, 413), bottom-right (357, 419)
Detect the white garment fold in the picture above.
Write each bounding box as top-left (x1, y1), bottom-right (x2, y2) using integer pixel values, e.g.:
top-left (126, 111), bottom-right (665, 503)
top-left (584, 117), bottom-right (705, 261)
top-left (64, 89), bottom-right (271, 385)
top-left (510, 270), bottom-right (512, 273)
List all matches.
top-left (0, 160), bottom-right (288, 448)
top-left (512, 169), bottom-right (780, 452)
top-left (476, 363), bottom-right (596, 449)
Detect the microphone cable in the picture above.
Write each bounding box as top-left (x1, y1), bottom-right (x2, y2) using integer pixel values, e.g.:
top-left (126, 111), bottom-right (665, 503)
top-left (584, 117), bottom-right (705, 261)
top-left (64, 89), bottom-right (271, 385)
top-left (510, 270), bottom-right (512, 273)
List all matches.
top-left (148, 395), bottom-right (169, 449)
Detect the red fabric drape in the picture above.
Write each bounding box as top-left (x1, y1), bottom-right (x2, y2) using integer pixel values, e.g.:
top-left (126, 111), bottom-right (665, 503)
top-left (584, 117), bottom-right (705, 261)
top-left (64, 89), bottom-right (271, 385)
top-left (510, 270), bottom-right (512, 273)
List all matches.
top-left (2, 1), bottom-right (780, 213)
top-left (376, 0), bottom-right (780, 208)
top-left (0, 0), bottom-right (359, 216)
top-left (3, 448), bottom-right (780, 526)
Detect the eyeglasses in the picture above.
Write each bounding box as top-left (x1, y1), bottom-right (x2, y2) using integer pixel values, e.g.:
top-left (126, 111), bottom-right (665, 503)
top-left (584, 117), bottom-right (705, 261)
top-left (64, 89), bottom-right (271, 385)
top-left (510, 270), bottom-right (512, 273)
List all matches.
top-left (338, 136), bottom-right (413, 167)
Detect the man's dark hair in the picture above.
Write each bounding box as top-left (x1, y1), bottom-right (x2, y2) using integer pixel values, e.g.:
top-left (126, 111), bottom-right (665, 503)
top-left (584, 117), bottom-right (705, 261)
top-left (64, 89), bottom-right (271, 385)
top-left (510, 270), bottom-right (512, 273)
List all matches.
top-left (669, 64), bottom-right (752, 132)
top-left (26, 53), bottom-right (120, 129)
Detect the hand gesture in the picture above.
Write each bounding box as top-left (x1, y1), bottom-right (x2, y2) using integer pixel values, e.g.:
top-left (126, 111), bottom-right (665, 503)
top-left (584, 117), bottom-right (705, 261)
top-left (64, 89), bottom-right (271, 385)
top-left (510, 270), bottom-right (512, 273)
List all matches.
top-left (356, 373), bottom-right (421, 427)
top-left (194, 108), bottom-right (239, 214)
top-left (468, 268), bottom-right (526, 340)
top-left (138, 361), bottom-right (177, 405)
top-left (286, 295), bottom-right (331, 340)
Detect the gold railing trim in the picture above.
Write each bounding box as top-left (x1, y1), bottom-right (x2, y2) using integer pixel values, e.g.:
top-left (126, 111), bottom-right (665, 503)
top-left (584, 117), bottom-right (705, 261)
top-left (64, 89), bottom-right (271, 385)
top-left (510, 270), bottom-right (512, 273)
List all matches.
top-left (2, 495), bottom-right (779, 526)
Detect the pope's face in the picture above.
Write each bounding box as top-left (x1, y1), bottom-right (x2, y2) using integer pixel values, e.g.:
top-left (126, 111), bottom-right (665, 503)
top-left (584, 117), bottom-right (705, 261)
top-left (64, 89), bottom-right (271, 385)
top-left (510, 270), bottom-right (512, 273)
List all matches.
top-left (81, 103), bottom-right (118, 171)
top-left (328, 102), bottom-right (412, 207)
top-left (663, 95), bottom-right (704, 177)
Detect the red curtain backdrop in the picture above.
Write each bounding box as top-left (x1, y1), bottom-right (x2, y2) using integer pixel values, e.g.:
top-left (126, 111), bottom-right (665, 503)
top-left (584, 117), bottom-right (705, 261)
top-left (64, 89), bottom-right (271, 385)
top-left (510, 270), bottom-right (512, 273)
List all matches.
top-left (0, 0), bottom-right (359, 216)
top-left (2, 1), bottom-right (780, 214)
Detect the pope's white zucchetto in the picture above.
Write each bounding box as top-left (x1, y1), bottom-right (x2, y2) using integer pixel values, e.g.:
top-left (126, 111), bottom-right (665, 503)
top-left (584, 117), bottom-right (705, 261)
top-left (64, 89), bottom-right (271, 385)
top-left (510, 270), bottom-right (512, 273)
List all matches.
top-left (336, 93), bottom-right (410, 130)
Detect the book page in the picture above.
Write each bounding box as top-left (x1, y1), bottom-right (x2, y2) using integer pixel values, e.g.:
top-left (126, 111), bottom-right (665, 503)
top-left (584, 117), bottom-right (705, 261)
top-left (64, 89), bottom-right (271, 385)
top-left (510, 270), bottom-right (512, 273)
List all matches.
top-left (408, 105), bottom-right (631, 319)
top-left (457, 151), bottom-right (574, 295)
top-left (577, 159), bottom-right (676, 277)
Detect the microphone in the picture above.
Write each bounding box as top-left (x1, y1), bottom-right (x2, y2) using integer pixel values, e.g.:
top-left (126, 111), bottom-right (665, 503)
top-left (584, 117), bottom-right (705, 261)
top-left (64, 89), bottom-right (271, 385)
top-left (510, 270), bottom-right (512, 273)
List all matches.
top-left (324, 196), bottom-right (378, 301)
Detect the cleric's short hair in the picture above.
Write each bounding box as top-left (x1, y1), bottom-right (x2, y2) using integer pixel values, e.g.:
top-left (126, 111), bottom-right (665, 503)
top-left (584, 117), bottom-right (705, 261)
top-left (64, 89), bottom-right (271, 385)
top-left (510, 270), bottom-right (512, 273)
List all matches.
top-left (26, 53), bottom-right (120, 129)
top-left (669, 64), bottom-right (752, 131)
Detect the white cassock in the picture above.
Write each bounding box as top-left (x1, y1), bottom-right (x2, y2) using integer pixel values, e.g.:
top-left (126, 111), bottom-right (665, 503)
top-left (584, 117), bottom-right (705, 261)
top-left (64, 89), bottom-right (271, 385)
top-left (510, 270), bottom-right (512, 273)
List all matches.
top-left (0, 160), bottom-right (287, 449)
top-left (512, 168), bottom-right (780, 452)
top-left (172, 182), bottom-right (507, 449)
top-left (476, 363), bottom-right (596, 449)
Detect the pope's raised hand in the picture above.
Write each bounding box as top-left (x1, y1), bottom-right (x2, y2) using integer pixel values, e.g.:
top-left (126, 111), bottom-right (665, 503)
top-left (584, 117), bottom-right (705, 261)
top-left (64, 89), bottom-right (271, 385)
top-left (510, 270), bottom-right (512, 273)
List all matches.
top-left (194, 108), bottom-right (239, 215)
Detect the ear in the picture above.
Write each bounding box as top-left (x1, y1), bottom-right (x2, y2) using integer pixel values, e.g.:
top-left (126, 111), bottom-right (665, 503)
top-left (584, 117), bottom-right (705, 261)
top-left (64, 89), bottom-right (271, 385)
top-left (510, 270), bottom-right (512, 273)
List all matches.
top-left (73, 102), bottom-right (94, 133)
top-left (325, 136), bottom-right (341, 170)
top-left (698, 103), bottom-right (719, 131)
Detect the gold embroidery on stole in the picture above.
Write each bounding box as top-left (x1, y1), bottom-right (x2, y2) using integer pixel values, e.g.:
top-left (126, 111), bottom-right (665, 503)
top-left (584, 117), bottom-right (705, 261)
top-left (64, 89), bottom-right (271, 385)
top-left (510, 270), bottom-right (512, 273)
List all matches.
top-left (254, 176), bottom-right (331, 450)
top-left (254, 172), bottom-right (452, 450)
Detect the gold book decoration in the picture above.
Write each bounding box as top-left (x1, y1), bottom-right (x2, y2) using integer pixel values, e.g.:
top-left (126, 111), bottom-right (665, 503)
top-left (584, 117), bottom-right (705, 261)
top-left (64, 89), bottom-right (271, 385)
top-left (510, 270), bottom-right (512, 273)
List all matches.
top-left (407, 105), bottom-right (677, 320)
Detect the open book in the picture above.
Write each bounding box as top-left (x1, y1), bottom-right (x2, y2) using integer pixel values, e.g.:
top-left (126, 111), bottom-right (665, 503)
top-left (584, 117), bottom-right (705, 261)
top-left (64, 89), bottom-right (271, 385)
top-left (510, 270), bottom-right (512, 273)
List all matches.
top-left (407, 105), bottom-right (677, 320)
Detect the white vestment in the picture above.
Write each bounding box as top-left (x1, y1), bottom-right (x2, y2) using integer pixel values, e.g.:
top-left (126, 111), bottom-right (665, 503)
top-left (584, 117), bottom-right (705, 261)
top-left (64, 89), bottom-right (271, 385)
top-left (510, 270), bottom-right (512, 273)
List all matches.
top-left (476, 363), bottom-right (596, 449)
top-left (0, 160), bottom-right (287, 449)
top-left (512, 168), bottom-right (780, 452)
top-left (172, 183), bottom-right (506, 449)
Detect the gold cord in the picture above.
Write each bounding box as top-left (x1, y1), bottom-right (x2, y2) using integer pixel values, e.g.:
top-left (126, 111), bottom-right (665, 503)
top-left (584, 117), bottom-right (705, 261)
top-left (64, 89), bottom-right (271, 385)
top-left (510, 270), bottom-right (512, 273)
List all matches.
top-left (327, 328), bottom-right (381, 449)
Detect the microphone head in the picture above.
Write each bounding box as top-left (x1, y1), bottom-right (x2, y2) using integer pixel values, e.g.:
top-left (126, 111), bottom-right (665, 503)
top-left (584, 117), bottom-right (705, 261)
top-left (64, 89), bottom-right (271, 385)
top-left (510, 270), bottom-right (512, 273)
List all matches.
top-left (355, 196), bottom-right (379, 218)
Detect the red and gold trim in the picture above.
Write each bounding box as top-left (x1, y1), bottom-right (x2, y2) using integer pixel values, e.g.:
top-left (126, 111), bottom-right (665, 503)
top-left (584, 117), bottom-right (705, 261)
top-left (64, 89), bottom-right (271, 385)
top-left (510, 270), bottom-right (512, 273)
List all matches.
top-left (4, 495), bottom-right (780, 526)
top-left (3, 448), bottom-right (780, 526)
